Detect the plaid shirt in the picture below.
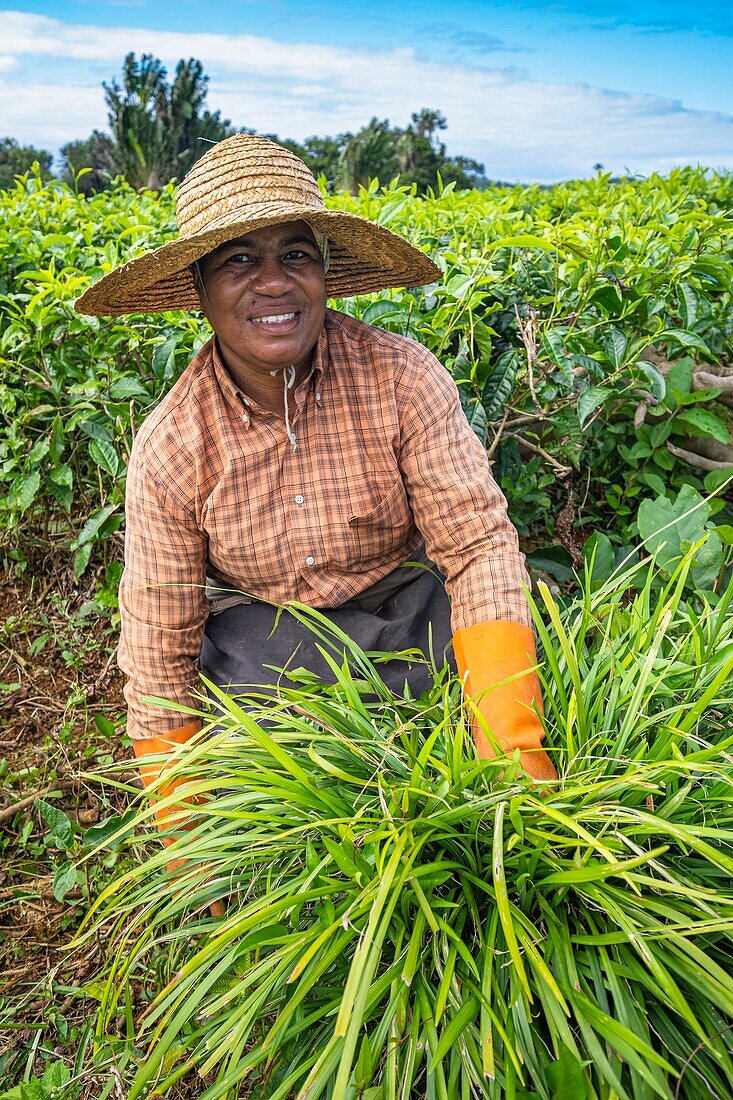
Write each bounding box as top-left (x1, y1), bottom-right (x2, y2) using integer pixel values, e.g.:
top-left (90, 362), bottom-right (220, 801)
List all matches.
top-left (119, 309), bottom-right (532, 739)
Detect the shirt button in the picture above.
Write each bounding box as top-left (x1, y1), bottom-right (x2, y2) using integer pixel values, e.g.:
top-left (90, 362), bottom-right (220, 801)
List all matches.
top-left (315, 392), bottom-right (322, 401)
top-left (295, 494), bottom-right (304, 505)
top-left (305, 555), bottom-right (315, 566)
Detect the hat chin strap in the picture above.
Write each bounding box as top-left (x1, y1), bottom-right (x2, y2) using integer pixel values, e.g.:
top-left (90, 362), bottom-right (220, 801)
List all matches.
top-left (270, 365), bottom-right (298, 449)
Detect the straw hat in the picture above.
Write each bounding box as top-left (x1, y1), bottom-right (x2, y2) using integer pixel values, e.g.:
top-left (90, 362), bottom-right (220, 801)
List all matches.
top-left (75, 133), bottom-right (441, 316)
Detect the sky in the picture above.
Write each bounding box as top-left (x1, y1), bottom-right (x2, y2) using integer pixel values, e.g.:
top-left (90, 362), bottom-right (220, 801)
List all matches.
top-left (0, 0), bottom-right (731, 183)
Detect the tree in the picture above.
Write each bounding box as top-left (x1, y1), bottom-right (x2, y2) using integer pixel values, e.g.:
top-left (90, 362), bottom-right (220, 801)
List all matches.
top-left (334, 109), bottom-right (488, 195)
top-left (338, 118), bottom-right (400, 193)
top-left (440, 154), bottom-right (489, 191)
top-left (103, 53), bottom-right (236, 189)
top-left (0, 137), bottom-right (53, 190)
top-left (394, 110), bottom-right (447, 193)
top-left (275, 134), bottom-right (347, 188)
top-left (59, 132), bottom-right (114, 195)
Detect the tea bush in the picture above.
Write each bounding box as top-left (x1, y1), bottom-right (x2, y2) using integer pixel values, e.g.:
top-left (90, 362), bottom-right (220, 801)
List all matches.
top-left (1, 167), bottom-right (731, 575)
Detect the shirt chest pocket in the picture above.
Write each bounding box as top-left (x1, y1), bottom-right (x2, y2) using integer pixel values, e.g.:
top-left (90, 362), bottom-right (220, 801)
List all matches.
top-left (338, 477), bottom-right (414, 565)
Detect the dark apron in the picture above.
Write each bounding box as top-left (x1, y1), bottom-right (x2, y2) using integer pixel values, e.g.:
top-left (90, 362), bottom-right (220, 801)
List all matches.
top-left (200, 543), bottom-right (455, 701)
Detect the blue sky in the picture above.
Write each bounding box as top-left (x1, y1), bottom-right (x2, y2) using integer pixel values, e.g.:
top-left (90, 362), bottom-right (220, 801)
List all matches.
top-left (1, 0), bottom-right (731, 182)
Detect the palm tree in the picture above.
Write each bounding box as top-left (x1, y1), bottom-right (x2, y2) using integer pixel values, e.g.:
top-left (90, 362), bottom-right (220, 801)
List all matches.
top-left (338, 118), bottom-right (400, 192)
top-left (103, 53), bottom-right (235, 190)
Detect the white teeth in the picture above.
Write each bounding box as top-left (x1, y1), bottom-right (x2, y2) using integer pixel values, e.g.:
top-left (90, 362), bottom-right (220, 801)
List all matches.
top-left (251, 312), bottom-right (296, 324)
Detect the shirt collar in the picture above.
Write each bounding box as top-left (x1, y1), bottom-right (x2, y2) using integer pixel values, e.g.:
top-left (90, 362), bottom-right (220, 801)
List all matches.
top-left (209, 327), bottom-right (328, 422)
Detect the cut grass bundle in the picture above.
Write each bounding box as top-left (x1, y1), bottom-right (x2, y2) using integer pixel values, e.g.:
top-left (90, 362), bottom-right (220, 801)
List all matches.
top-left (81, 550), bottom-right (733, 1099)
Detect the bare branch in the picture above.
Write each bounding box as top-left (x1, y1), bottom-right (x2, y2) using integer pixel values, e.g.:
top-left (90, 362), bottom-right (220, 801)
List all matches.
top-left (666, 441), bottom-right (733, 472)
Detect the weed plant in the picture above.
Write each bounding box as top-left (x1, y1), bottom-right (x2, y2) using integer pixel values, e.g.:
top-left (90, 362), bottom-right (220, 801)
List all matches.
top-left (80, 549), bottom-right (733, 1099)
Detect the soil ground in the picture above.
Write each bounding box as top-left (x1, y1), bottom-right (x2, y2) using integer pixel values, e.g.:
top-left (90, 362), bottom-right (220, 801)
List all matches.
top-left (0, 565), bottom-right (130, 1092)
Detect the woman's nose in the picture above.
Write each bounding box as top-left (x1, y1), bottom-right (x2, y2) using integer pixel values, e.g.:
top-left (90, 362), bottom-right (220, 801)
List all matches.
top-left (250, 256), bottom-right (291, 295)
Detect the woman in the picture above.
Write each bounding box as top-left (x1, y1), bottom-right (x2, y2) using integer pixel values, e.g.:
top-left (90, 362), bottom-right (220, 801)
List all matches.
top-left (76, 133), bottom-right (555, 842)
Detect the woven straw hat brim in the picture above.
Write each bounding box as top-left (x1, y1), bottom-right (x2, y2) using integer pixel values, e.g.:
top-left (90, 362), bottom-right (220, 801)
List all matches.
top-left (75, 205), bottom-right (441, 317)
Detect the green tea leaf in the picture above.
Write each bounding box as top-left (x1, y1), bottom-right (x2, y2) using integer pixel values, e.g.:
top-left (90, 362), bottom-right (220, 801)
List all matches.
top-left (527, 545), bottom-right (575, 582)
top-left (482, 351), bottom-right (518, 420)
top-left (577, 386), bottom-right (609, 428)
top-left (11, 470), bottom-right (41, 512)
top-left (89, 438), bottom-right (120, 477)
top-left (109, 376), bottom-right (152, 400)
top-left (677, 282), bottom-right (700, 329)
top-left (637, 360), bottom-right (666, 401)
top-left (674, 408), bottom-right (730, 445)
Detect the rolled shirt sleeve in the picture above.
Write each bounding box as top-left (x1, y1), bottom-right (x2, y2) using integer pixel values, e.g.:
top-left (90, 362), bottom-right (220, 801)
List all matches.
top-left (396, 345), bottom-right (533, 632)
top-left (118, 447), bottom-right (208, 740)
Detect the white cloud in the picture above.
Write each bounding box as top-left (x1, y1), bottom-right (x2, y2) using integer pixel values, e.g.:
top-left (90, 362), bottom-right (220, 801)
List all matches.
top-left (0, 53), bottom-right (18, 72)
top-left (0, 9), bottom-right (731, 181)
top-left (0, 80), bottom-right (107, 149)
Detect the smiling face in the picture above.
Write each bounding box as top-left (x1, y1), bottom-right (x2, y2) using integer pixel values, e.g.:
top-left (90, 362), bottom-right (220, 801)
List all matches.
top-left (194, 220), bottom-right (327, 385)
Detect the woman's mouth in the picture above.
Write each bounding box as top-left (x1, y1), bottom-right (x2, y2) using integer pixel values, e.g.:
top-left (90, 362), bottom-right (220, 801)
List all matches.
top-left (249, 311), bottom-right (300, 333)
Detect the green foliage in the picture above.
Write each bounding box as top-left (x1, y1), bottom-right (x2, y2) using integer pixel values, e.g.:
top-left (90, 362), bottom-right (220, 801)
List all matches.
top-left (58, 132), bottom-right (114, 196)
top-left (78, 548), bottom-right (733, 1097)
top-left (637, 484), bottom-right (729, 590)
top-left (280, 108), bottom-right (488, 194)
top-left (0, 1059), bottom-right (70, 1099)
top-left (0, 137), bottom-right (53, 191)
top-left (0, 166), bottom-right (731, 572)
top-left (103, 52), bottom-right (237, 190)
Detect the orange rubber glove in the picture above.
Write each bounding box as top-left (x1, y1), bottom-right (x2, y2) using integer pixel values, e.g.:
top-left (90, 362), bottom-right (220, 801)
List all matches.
top-left (452, 620), bottom-right (557, 781)
top-left (133, 721), bottom-right (224, 915)
top-left (132, 720), bottom-right (204, 842)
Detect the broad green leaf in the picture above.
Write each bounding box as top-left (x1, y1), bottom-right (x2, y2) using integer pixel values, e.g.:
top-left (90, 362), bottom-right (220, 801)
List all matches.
top-left (361, 300), bottom-right (409, 326)
top-left (482, 350), bottom-right (518, 420)
top-left (582, 531), bottom-right (615, 585)
top-left (547, 1047), bottom-right (588, 1099)
top-left (660, 328), bottom-right (711, 355)
top-left (11, 469), bottom-right (41, 512)
top-left (35, 798), bottom-right (73, 849)
top-left (109, 375), bottom-right (152, 400)
top-left (81, 809), bottom-right (139, 853)
top-left (666, 356), bottom-right (694, 397)
top-left (677, 281), bottom-right (700, 329)
top-left (488, 233), bottom-right (557, 252)
top-left (53, 862), bottom-right (77, 901)
top-left (463, 399), bottom-right (488, 445)
top-left (89, 438), bottom-right (120, 477)
top-left (527, 545), bottom-right (575, 582)
top-left (602, 328), bottom-right (627, 370)
top-left (689, 529), bottom-right (724, 591)
top-left (714, 524), bottom-right (733, 546)
top-left (79, 417), bottom-right (114, 443)
top-left (636, 360), bottom-right (666, 401)
top-left (674, 407), bottom-right (730, 445)
top-left (28, 435), bottom-right (50, 466)
top-left (73, 543), bottom-right (93, 578)
top-left (577, 386), bottom-right (609, 428)
top-left (71, 503), bottom-right (119, 548)
top-left (636, 485), bottom-right (719, 583)
top-left (41, 1061), bottom-right (70, 1090)
top-left (443, 272), bottom-right (474, 299)
top-left (152, 334), bottom-right (179, 381)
